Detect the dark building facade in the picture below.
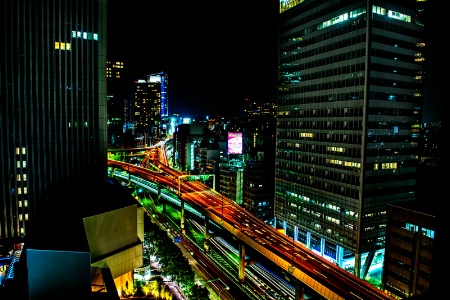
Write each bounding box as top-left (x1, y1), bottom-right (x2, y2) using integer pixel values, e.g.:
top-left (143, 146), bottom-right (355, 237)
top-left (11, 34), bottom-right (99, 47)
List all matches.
top-left (106, 60), bottom-right (127, 149)
top-left (0, 0), bottom-right (108, 250)
top-left (383, 202), bottom-right (436, 298)
top-left (243, 158), bottom-right (274, 225)
top-left (275, 0), bottom-right (425, 278)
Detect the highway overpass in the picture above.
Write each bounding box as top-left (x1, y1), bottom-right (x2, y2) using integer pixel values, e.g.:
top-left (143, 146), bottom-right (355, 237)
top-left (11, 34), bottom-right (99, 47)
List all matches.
top-left (108, 159), bottom-right (395, 300)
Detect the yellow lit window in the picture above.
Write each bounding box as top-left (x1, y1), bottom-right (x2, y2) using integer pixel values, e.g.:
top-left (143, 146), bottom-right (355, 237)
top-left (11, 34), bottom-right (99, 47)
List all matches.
top-left (381, 162), bottom-right (397, 169)
top-left (55, 42), bottom-right (71, 51)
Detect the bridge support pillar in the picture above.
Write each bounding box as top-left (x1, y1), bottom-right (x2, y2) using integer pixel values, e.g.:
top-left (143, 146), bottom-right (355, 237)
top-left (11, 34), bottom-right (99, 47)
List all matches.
top-left (157, 186), bottom-right (162, 203)
top-left (204, 217), bottom-right (210, 253)
top-left (294, 281), bottom-right (305, 300)
top-left (238, 242), bottom-right (246, 283)
top-left (162, 187), bottom-right (167, 214)
top-left (355, 253), bottom-right (361, 278)
top-left (180, 200), bottom-right (185, 236)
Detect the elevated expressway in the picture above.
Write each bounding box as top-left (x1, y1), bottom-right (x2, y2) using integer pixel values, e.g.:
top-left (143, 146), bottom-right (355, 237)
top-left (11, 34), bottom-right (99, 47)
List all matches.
top-left (108, 159), bottom-right (395, 300)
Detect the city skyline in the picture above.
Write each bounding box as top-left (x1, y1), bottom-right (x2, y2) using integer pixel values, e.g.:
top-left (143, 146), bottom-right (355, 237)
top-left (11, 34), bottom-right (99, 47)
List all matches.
top-left (1, 1), bottom-right (444, 299)
top-left (108, 1), bottom-right (442, 123)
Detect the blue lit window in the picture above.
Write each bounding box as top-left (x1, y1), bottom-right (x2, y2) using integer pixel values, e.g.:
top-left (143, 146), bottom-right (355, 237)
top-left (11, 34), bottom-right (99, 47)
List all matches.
top-left (72, 31), bottom-right (98, 41)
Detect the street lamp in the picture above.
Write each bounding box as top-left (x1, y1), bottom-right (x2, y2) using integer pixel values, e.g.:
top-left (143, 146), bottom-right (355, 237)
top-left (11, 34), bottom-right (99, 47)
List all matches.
top-left (219, 286), bottom-right (230, 299)
top-left (220, 193), bottom-right (224, 225)
top-left (205, 278), bottom-right (222, 284)
top-left (205, 278), bottom-right (229, 299)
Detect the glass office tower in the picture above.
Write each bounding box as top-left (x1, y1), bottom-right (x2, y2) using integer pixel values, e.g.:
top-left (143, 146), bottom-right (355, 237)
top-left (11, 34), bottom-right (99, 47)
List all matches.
top-left (0, 0), bottom-right (107, 249)
top-left (275, 0), bottom-right (424, 278)
top-left (134, 72), bottom-right (169, 145)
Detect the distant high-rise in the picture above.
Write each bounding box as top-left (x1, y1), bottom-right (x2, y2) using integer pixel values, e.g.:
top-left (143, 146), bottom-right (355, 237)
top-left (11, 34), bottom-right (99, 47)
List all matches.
top-left (133, 72), bottom-right (168, 146)
top-left (106, 60), bottom-right (127, 149)
top-left (275, 0), bottom-right (425, 278)
top-left (0, 0), bottom-right (107, 249)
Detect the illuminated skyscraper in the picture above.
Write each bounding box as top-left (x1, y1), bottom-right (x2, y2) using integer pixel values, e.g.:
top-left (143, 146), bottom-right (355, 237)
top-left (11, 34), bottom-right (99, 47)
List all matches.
top-left (275, 0), bottom-right (425, 279)
top-left (0, 0), bottom-right (107, 249)
top-left (133, 72), bottom-right (168, 145)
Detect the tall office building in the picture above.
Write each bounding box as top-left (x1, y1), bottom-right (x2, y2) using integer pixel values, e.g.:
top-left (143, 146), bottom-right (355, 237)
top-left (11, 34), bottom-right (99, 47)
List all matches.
top-left (106, 60), bottom-right (127, 149)
top-left (0, 0), bottom-right (107, 250)
top-left (243, 159), bottom-right (274, 225)
top-left (275, 0), bottom-right (425, 278)
top-left (133, 72), bottom-right (168, 145)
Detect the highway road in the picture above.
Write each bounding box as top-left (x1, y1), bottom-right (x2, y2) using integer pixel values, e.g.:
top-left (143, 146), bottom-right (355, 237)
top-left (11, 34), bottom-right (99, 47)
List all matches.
top-left (108, 158), bottom-right (395, 300)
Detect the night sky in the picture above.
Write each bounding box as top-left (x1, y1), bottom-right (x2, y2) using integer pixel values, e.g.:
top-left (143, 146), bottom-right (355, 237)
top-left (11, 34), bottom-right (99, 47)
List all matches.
top-left (108, 1), bottom-right (442, 122)
top-left (107, 1), bottom-right (279, 118)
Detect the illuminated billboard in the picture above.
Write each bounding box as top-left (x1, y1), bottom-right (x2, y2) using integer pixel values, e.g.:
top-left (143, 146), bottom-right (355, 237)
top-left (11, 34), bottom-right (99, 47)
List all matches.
top-left (227, 132), bottom-right (242, 155)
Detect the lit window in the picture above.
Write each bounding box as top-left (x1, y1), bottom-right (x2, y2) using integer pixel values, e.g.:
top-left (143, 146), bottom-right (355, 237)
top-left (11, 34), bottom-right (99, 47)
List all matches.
top-left (18, 201), bottom-right (22, 207)
top-left (22, 147), bottom-right (26, 154)
top-left (24, 200), bottom-right (28, 207)
top-left (381, 162), bottom-right (398, 169)
top-left (55, 42), bottom-right (60, 49)
top-left (16, 174), bottom-right (21, 181)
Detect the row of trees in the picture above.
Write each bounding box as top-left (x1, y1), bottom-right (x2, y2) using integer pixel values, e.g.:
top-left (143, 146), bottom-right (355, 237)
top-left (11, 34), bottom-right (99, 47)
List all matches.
top-left (134, 218), bottom-right (210, 300)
